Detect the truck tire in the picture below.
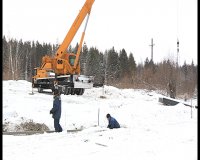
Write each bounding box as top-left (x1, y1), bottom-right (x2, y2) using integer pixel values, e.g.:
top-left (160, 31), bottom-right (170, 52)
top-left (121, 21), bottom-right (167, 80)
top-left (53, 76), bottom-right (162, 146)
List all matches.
top-left (38, 87), bottom-right (43, 93)
top-left (71, 88), bottom-right (75, 95)
top-left (64, 88), bottom-right (71, 95)
top-left (76, 88), bottom-right (84, 95)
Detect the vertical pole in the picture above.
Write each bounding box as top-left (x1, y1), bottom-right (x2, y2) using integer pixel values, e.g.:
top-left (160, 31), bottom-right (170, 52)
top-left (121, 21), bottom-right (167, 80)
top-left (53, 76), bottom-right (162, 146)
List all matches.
top-left (177, 39), bottom-right (179, 67)
top-left (98, 108), bottom-right (100, 126)
top-left (30, 78), bottom-right (34, 95)
top-left (191, 98), bottom-right (193, 119)
top-left (102, 52), bottom-right (108, 97)
top-left (151, 38), bottom-right (153, 61)
top-left (149, 38), bottom-right (155, 62)
top-left (65, 111), bottom-right (67, 130)
top-left (32, 86), bottom-right (34, 94)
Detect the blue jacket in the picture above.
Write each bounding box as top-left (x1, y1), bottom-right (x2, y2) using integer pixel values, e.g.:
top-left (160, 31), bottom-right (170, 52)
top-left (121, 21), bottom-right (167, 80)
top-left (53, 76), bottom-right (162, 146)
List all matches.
top-left (50, 95), bottom-right (61, 119)
top-left (107, 116), bottom-right (120, 129)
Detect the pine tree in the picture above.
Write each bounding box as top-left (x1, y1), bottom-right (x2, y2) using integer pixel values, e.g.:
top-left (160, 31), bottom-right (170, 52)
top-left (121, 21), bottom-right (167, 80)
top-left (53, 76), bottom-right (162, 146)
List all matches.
top-left (119, 48), bottom-right (129, 79)
top-left (144, 57), bottom-right (150, 69)
top-left (182, 61), bottom-right (188, 81)
top-left (85, 47), bottom-right (104, 85)
top-left (128, 53), bottom-right (136, 82)
top-left (24, 41), bottom-right (32, 81)
top-left (73, 43), bottom-right (79, 54)
top-left (106, 47), bottom-right (120, 85)
top-left (3, 36), bottom-right (9, 79)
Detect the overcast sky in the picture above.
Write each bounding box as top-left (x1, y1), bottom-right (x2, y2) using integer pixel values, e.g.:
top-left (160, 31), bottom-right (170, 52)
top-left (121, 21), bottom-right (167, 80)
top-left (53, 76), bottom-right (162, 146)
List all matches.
top-left (3, 0), bottom-right (197, 65)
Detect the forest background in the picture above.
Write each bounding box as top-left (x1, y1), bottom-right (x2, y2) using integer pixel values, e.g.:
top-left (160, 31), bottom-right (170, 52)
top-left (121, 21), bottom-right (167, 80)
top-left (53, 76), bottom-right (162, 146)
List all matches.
top-left (2, 36), bottom-right (197, 99)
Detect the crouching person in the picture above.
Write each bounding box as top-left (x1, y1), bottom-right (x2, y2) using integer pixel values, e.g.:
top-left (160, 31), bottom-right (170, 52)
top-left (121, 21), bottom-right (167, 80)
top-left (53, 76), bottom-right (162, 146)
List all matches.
top-left (106, 113), bottom-right (120, 129)
top-left (50, 89), bottom-right (63, 132)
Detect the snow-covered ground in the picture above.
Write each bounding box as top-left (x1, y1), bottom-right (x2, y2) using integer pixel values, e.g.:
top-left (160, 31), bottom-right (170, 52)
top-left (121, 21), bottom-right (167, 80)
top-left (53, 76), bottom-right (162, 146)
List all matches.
top-left (3, 80), bottom-right (197, 160)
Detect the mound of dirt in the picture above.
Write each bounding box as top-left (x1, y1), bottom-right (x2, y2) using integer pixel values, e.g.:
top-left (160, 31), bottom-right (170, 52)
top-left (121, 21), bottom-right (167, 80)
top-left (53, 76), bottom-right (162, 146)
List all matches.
top-left (3, 120), bottom-right (50, 132)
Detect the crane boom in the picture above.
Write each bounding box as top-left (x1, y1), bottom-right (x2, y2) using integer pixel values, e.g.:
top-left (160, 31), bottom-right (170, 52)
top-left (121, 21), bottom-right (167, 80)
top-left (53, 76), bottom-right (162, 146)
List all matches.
top-left (56, 0), bottom-right (94, 59)
top-left (32, 0), bottom-right (97, 95)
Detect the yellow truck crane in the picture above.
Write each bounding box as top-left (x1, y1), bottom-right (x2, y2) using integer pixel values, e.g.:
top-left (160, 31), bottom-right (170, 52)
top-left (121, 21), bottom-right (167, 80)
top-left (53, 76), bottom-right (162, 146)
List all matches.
top-left (32, 0), bottom-right (95, 95)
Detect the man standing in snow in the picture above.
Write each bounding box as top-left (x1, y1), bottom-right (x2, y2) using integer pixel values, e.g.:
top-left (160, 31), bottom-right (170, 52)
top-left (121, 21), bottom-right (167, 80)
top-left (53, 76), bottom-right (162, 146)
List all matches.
top-left (50, 89), bottom-right (63, 132)
top-left (106, 113), bottom-right (120, 129)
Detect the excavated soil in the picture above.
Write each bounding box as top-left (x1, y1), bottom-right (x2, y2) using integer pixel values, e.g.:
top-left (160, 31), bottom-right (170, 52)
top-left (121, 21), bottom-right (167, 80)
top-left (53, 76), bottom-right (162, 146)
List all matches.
top-left (3, 120), bottom-right (50, 132)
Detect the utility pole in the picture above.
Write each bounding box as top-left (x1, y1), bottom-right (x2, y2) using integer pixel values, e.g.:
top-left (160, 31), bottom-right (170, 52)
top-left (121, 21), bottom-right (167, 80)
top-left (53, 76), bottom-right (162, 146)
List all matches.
top-left (177, 39), bottom-right (179, 67)
top-left (149, 38), bottom-right (155, 62)
top-left (176, 38), bottom-right (180, 96)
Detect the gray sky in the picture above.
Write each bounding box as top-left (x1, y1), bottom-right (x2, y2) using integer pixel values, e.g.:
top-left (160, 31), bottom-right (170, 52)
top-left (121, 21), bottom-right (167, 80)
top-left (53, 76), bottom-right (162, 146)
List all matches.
top-left (3, 0), bottom-right (197, 65)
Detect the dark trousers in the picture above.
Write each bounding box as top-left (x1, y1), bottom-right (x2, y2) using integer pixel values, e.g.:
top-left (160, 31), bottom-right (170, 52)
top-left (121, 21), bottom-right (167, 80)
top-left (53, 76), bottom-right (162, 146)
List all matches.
top-left (54, 118), bottom-right (62, 132)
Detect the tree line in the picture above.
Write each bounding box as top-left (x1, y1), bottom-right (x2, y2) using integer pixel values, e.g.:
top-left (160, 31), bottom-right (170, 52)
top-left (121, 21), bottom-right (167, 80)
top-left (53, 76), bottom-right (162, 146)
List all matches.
top-left (3, 36), bottom-right (197, 99)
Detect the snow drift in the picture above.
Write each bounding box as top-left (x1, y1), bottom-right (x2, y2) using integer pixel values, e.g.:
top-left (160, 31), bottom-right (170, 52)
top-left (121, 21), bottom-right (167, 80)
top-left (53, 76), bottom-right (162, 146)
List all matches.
top-left (3, 80), bottom-right (197, 160)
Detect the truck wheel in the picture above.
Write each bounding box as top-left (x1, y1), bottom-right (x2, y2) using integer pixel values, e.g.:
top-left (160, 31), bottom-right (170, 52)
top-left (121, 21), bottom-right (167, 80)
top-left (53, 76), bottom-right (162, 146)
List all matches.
top-left (76, 88), bottom-right (84, 95)
top-left (75, 89), bottom-right (80, 95)
top-left (80, 88), bottom-right (85, 95)
top-left (38, 87), bottom-right (43, 93)
top-left (64, 88), bottom-right (71, 95)
top-left (71, 88), bottom-right (75, 95)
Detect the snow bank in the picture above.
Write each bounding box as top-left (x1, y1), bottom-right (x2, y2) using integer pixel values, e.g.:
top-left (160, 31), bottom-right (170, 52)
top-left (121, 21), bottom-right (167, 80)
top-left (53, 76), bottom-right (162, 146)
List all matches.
top-left (3, 80), bottom-right (197, 160)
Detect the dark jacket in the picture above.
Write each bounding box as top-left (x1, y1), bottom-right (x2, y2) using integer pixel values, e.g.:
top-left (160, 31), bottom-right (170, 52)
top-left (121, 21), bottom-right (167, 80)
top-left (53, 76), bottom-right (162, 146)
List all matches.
top-left (50, 95), bottom-right (61, 119)
top-left (107, 116), bottom-right (120, 129)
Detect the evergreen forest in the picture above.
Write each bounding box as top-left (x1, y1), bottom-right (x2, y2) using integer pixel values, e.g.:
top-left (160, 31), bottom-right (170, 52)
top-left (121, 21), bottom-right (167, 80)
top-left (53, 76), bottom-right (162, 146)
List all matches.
top-left (3, 36), bottom-right (197, 99)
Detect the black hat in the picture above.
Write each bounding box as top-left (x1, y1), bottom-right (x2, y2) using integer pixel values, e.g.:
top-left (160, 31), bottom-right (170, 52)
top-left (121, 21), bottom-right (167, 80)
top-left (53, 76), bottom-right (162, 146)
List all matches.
top-left (106, 113), bottom-right (111, 118)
